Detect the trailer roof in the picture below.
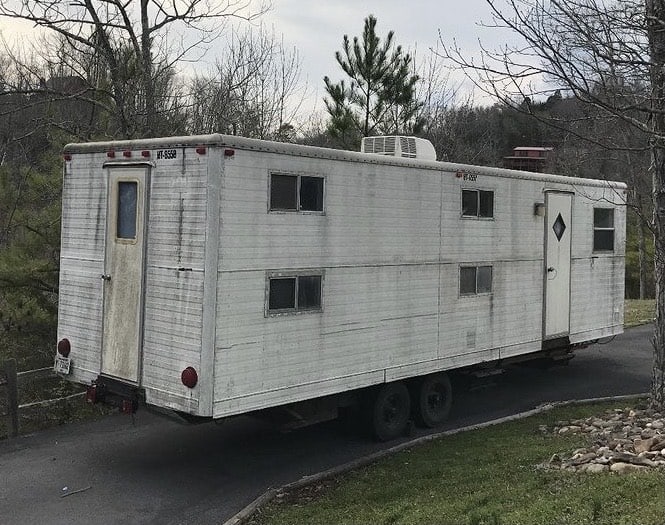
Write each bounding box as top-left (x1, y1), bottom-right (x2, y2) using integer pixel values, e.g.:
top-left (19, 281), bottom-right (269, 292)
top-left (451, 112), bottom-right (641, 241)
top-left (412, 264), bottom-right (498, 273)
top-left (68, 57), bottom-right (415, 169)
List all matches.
top-left (64, 133), bottom-right (627, 190)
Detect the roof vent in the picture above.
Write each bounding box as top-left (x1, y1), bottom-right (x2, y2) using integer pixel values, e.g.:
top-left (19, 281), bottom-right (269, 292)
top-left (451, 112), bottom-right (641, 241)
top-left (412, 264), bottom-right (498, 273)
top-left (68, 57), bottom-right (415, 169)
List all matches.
top-left (361, 136), bottom-right (437, 161)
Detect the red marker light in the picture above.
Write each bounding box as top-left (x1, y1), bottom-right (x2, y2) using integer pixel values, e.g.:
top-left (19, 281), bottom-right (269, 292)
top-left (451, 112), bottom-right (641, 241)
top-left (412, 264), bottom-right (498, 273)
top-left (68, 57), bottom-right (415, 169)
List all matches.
top-left (57, 338), bottom-right (71, 357)
top-left (181, 367), bottom-right (198, 388)
top-left (63, 154), bottom-right (72, 161)
top-left (196, 146), bottom-right (206, 155)
top-left (224, 149), bottom-right (235, 157)
top-left (141, 150), bottom-right (151, 158)
top-left (122, 150), bottom-right (132, 158)
top-left (107, 150), bottom-right (116, 158)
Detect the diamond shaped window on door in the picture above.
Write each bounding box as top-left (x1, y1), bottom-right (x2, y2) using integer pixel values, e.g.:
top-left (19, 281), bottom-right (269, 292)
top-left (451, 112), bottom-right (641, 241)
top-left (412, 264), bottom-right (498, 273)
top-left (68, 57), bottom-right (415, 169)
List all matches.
top-left (552, 213), bottom-right (566, 241)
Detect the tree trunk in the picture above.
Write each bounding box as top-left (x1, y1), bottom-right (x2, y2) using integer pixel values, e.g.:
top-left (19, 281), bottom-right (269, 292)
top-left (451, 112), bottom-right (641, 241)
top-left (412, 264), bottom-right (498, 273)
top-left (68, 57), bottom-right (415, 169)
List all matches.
top-left (140, 0), bottom-right (156, 137)
top-left (639, 213), bottom-right (648, 300)
top-left (647, 0), bottom-right (665, 410)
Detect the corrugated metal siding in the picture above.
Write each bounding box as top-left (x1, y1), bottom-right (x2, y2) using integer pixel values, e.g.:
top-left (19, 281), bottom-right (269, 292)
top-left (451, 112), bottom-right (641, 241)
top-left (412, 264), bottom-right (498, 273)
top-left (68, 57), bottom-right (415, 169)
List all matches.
top-left (218, 154), bottom-right (442, 269)
top-left (57, 262), bottom-right (104, 383)
top-left (58, 157), bottom-right (106, 385)
top-left (569, 186), bottom-right (626, 340)
top-left (213, 151), bottom-right (625, 418)
top-left (141, 154), bottom-right (208, 411)
top-left (59, 140), bottom-right (626, 419)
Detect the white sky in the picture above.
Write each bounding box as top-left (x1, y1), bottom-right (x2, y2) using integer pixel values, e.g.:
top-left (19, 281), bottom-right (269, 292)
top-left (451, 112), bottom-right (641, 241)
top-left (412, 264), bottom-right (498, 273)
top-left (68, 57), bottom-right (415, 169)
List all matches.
top-left (267, 0), bottom-right (505, 113)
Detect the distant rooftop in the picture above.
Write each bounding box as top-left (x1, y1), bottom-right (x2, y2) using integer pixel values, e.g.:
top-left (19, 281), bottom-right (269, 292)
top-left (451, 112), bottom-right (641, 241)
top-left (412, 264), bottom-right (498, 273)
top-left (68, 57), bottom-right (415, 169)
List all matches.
top-left (503, 146), bottom-right (554, 173)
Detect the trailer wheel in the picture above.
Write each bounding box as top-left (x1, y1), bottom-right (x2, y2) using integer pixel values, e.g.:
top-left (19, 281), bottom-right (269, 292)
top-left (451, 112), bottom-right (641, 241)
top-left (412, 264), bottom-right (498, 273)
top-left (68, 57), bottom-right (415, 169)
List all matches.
top-left (370, 382), bottom-right (411, 441)
top-left (413, 373), bottom-right (452, 428)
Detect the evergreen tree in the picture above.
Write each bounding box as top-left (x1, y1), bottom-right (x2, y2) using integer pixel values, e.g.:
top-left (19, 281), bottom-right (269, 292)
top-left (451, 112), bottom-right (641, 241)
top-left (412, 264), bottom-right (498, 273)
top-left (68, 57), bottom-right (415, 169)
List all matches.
top-left (324, 15), bottom-right (423, 148)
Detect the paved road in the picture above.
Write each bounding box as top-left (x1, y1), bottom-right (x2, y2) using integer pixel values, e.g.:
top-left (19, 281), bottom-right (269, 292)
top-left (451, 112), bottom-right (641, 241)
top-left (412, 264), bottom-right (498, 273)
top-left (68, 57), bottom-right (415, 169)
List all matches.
top-left (0, 325), bottom-right (654, 525)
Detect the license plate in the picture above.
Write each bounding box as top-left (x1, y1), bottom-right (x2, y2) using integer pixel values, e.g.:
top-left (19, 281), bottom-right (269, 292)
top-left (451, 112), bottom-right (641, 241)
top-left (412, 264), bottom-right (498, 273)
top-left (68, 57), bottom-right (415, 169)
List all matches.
top-left (54, 355), bottom-right (71, 374)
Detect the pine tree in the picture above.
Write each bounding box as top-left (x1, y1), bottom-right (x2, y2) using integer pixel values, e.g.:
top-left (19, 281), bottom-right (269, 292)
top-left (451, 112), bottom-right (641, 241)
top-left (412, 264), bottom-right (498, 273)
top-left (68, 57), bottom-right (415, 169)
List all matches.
top-left (324, 16), bottom-right (423, 148)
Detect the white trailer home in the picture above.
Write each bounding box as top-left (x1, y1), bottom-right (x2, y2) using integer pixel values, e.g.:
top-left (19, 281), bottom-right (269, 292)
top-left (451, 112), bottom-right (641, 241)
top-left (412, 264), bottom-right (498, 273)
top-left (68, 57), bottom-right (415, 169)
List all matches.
top-left (55, 134), bottom-right (626, 440)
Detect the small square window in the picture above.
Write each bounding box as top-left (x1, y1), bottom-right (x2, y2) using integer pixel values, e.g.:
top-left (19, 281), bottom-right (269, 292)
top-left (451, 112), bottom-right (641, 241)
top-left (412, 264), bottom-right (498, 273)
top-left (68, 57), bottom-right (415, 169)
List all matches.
top-left (593, 208), bottom-right (615, 251)
top-left (460, 265), bottom-right (493, 296)
top-left (270, 174), bottom-right (324, 213)
top-left (462, 189), bottom-right (494, 218)
top-left (268, 273), bottom-right (323, 313)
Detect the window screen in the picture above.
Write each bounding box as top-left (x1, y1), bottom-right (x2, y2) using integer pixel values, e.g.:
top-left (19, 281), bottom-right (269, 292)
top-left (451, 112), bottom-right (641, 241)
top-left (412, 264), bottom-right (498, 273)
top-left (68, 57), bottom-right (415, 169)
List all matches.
top-left (593, 208), bottom-right (615, 251)
top-left (117, 181), bottom-right (138, 239)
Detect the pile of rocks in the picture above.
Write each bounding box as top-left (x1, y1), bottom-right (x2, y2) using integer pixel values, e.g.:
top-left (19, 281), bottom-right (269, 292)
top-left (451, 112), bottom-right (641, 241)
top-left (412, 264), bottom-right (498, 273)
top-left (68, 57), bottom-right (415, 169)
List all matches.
top-left (540, 406), bottom-right (665, 473)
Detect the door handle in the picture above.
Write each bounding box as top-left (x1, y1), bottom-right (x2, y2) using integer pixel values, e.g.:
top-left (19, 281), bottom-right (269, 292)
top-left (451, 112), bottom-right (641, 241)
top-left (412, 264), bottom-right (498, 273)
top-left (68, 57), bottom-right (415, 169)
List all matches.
top-left (547, 267), bottom-right (555, 273)
top-left (100, 274), bottom-right (112, 282)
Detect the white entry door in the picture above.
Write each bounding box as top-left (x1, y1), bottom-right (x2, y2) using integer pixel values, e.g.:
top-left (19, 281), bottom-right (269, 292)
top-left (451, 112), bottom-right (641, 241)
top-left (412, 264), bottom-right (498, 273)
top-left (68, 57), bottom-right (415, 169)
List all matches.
top-left (101, 167), bottom-right (149, 383)
top-left (543, 192), bottom-right (572, 340)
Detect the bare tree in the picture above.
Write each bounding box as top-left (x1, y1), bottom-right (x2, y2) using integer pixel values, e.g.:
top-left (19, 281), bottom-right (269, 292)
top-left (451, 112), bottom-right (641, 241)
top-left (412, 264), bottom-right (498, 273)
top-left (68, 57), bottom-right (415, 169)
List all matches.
top-left (188, 25), bottom-right (304, 139)
top-left (441, 0), bottom-right (665, 408)
top-left (0, 0), bottom-right (268, 138)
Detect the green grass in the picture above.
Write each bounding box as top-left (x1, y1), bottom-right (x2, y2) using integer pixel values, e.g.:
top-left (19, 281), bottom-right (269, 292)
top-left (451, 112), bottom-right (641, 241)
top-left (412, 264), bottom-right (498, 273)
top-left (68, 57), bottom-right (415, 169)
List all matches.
top-left (250, 401), bottom-right (665, 525)
top-left (624, 299), bottom-right (655, 328)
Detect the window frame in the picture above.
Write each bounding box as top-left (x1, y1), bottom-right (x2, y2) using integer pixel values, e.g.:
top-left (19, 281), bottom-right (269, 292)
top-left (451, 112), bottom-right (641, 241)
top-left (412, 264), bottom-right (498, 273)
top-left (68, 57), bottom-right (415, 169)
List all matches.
top-left (459, 264), bottom-right (493, 297)
top-left (114, 178), bottom-right (140, 245)
top-left (461, 188), bottom-right (494, 219)
top-left (266, 270), bottom-right (324, 316)
top-left (269, 172), bottom-right (325, 214)
top-left (592, 207), bottom-right (615, 253)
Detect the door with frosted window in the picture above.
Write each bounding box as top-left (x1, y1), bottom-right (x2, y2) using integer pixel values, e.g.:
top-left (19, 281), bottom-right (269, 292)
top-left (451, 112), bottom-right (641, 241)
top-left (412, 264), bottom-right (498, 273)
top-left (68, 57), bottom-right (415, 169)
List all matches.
top-left (101, 167), bottom-right (148, 383)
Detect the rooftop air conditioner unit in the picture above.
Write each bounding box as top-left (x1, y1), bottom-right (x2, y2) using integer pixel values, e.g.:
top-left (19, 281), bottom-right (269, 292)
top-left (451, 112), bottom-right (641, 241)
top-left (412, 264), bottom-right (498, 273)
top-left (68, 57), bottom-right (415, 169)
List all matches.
top-left (360, 136), bottom-right (437, 161)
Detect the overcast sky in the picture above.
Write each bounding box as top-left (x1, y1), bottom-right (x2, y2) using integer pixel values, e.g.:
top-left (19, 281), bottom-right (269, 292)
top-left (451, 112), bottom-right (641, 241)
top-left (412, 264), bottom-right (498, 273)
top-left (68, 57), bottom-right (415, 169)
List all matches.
top-left (0, 1), bottom-right (512, 115)
top-left (267, 0), bottom-right (505, 112)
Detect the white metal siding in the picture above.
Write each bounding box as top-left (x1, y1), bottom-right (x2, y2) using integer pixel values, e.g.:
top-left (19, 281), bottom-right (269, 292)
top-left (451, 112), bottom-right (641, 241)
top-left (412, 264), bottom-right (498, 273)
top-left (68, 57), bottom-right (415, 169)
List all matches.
top-left (141, 153), bottom-right (208, 411)
top-left (60, 135), bottom-right (626, 420)
top-left (58, 158), bottom-right (106, 384)
top-left (211, 148), bottom-right (625, 418)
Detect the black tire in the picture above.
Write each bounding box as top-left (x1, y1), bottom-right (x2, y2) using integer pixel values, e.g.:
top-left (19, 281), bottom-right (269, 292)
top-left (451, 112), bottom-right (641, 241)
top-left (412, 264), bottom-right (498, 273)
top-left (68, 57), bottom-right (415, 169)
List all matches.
top-left (370, 382), bottom-right (411, 441)
top-left (413, 373), bottom-right (452, 428)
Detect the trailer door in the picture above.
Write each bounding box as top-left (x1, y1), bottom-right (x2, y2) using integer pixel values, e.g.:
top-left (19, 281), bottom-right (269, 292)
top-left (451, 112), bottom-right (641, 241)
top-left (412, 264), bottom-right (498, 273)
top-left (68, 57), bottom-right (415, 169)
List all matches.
top-left (543, 191), bottom-right (572, 340)
top-left (101, 166), bottom-right (149, 383)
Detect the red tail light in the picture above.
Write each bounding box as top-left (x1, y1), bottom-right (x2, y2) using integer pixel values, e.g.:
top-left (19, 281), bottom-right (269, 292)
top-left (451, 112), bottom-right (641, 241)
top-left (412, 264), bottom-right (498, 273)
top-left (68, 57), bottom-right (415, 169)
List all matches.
top-left (57, 338), bottom-right (71, 357)
top-left (181, 367), bottom-right (198, 388)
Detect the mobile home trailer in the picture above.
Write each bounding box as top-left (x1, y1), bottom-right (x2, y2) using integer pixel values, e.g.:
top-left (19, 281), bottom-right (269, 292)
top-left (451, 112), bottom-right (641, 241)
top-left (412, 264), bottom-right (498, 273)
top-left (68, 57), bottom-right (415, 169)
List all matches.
top-left (55, 134), bottom-right (626, 440)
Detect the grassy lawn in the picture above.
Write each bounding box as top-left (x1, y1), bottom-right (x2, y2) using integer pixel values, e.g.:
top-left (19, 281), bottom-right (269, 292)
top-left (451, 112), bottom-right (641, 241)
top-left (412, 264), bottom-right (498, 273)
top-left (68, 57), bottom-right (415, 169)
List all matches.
top-left (624, 299), bottom-right (655, 328)
top-left (250, 401), bottom-right (665, 525)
